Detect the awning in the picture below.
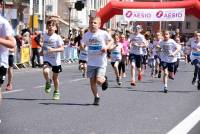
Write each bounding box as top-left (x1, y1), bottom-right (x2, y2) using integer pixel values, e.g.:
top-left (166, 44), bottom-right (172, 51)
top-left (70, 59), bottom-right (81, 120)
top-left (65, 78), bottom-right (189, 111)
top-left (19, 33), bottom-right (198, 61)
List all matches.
top-left (57, 18), bottom-right (69, 26)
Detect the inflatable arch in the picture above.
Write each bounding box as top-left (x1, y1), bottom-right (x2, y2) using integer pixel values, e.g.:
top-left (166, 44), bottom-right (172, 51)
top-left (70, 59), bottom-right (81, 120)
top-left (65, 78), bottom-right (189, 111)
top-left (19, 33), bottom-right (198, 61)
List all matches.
top-left (96, 0), bottom-right (200, 27)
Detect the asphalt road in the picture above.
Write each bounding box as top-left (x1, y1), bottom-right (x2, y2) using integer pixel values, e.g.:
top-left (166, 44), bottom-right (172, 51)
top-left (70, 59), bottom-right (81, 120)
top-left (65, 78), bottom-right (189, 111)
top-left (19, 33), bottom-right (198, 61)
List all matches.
top-left (0, 61), bottom-right (199, 134)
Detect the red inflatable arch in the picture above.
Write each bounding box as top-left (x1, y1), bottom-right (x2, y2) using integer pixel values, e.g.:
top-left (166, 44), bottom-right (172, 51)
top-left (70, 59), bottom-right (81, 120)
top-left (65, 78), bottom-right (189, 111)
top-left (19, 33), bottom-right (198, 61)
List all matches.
top-left (96, 0), bottom-right (200, 27)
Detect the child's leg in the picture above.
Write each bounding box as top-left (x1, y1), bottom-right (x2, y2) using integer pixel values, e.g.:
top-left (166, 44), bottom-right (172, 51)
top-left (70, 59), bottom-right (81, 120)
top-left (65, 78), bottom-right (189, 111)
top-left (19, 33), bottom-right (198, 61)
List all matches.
top-left (113, 61), bottom-right (120, 78)
top-left (52, 72), bottom-right (59, 91)
top-left (43, 64), bottom-right (51, 82)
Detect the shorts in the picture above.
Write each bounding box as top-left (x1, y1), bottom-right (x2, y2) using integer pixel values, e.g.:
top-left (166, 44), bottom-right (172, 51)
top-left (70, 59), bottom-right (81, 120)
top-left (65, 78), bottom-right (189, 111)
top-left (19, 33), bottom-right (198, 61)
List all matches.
top-left (87, 65), bottom-right (106, 79)
top-left (8, 55), bottom-right (14, 67)
top-left (79, 60), bottom-right (87, 64)
top-left (43, 61), bottom-right (62, 73)
top-left (142, 55), bottom-right (148, 65)
top-left (111, 61), bottom-right (120, 67)
top-left (129, 54), bottom-right (143, 68)
top-left (161, 61), bottom-right (175, 72)
top-left (0, 66), bottom-right (7, 84)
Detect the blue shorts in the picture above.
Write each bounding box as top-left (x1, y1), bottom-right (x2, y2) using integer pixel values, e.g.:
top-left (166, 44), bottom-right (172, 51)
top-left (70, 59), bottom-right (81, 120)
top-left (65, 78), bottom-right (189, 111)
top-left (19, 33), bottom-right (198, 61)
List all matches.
top-left (87, 66), bottom-right (106, 79)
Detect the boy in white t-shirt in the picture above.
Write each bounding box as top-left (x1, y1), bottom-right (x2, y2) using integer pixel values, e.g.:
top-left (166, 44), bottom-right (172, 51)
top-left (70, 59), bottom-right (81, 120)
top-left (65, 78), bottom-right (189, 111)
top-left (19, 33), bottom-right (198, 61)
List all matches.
top-left (0, 15), bottom-right (16, 101)
top-left (81, 17), bottom-right (113, 105)
top-left (40, 19), bottom-right (64, 100)
top-left (128, 25), bottom-right (147, 86)
top-left (159, 30), bottom-right (181, 93)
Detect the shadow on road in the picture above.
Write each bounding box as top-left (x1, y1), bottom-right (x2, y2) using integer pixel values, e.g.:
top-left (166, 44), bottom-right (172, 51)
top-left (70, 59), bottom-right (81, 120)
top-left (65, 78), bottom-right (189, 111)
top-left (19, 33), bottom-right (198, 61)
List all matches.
top-left (3, 97), bottom-right (52, 101)
top-left (39, 102), bottom-right (92, 106)
top-left (127, 89), bottom-right (199, 94)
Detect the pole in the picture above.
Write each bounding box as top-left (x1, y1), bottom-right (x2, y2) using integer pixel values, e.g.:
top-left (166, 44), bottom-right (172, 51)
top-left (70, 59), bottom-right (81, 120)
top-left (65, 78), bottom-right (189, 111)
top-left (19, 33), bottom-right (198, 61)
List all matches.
top-left (159, 0), bottom-right (162, 32)
top-left (32, 0), bottom-right (34, 33)
top-left (43, 0), bottom-right (46, 33)
top-left (68, 6), bottom-right (71, 37)
top-left (2, 0), bottom-right (5, 17)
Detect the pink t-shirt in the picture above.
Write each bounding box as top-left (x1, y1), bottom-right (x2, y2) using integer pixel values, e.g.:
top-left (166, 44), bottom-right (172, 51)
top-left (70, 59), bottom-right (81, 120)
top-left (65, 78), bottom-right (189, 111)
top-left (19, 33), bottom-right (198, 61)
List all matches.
top-left (120, 40), bottom-right (129, 55)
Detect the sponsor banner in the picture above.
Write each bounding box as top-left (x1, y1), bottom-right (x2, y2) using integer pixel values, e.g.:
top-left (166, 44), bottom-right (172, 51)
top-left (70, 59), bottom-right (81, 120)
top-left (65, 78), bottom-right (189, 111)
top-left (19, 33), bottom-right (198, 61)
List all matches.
top-left (123, 8), bottom-right (185, 21)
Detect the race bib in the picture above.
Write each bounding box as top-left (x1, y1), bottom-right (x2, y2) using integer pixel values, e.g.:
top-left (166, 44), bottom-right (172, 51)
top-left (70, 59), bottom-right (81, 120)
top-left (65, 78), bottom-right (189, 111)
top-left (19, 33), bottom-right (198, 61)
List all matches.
top-left (192, 52), bottom-right (200, 59)
top-left (88, 44), bottom-right (102, 55)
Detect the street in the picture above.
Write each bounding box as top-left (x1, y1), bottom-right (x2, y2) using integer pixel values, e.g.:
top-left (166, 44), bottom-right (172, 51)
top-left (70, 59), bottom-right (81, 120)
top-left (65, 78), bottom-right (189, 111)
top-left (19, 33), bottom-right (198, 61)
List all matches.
top-left (0, 62), bottom-right (199, 134)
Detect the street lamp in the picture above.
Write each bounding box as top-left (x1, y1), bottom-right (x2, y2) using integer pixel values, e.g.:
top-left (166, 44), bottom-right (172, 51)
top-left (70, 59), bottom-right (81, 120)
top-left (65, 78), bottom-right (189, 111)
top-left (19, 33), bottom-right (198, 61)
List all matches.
top-left (0, 0), bottom-right (5, 17)
top-left (68, 3), bottom-right (73, 38)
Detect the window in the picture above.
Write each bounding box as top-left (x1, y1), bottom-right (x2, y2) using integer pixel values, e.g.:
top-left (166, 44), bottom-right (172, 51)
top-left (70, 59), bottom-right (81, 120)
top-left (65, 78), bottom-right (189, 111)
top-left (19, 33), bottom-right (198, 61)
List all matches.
top-left (185, 22), bottom-right (191, 29)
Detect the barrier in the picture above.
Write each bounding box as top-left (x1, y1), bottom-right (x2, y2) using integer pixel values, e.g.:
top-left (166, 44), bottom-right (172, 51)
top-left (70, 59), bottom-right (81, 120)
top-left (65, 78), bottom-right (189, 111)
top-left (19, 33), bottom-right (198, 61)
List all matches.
top-left (14, 45), bottom-right (31, 69)
top-left (61, 45), bottom-right (79, 63)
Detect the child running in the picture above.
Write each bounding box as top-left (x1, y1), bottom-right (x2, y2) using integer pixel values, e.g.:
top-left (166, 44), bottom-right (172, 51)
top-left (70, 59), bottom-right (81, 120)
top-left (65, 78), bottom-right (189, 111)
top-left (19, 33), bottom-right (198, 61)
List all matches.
top-left (78, 44), bottom-right (88, 78)
top-left (109, 33), bottom-right (123, 85)
top-left (159, 30), bottom-right (181, 93)
top-left (41, 19), bottom-right (64, 100)
top-left (190, 31), bottom-right (200, 90)
top-left (129, 25), bottom-right (147, 86)
top-left (80, 16), bottom-right (113, 105)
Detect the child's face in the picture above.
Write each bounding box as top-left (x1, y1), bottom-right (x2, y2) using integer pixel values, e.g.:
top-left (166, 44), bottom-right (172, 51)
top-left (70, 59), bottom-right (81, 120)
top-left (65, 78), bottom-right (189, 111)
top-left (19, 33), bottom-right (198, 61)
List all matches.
top-left (47, 23), bottom-right (57, 33)
top-left (163, 32), bottom-right (170, 40)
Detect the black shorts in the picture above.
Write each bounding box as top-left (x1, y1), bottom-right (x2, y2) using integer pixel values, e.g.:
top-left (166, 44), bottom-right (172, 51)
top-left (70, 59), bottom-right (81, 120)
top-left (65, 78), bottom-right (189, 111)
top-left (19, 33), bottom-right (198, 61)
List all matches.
top-left (8, 55), bottom-right (14, 67)
top-left (43, 61), bottom-right (62, 73)
top-left (142, 55), bottom-right (148, 65)
top-left (129, 54), bottom-right (143, 68)
top-left (0, 66), bottom-right (7, 84)
top-left (161, 61), bottom-right (175, 72)
top-left (79, 60), bottom-right (87, 64)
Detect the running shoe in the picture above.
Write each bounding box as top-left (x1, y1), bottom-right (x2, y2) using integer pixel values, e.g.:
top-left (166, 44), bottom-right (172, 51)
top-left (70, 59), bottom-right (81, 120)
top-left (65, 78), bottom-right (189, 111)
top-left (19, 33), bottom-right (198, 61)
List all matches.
top-left (45, 80), bottom-right (51, 93)
top-left (5, 84), bottom-right (12, 91)
top-left (197, 81), bottom-right (200, 90)
top-left (53, 90), bottom-right (60, 100)
top-left (93, 97), bottom-right (100, 105)
top-left (122, 73), bottom-right (126, 78)
top-left (116, 77), bottom-right (122, 86)
top-left (138, 73), bottom-right (142, 81)
top-left (192, 78), bottom-right (196, 85)
top-left (130, 80), bottom-right (136, 86)
top-left (164, 87), bottom-right (168, 93)
top-left (102, 76), bottom-right (108, 91)
top-left (158, 72), bottom-right (161, 78)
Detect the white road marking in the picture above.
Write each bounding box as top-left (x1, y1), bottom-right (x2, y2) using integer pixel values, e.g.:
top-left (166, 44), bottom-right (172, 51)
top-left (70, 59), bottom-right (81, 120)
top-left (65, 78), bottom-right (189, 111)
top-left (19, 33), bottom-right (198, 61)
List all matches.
top-left (2, 89), bottom-right (24, 94)
top-left (69, 78), bottom-right (87, 82)
top-left (167, 106), bottom-right (200, 134)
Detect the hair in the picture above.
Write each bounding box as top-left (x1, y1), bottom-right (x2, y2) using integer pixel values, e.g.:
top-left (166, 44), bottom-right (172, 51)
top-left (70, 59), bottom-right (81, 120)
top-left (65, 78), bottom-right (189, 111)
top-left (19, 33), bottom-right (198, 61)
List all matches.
top-left (89, 16), bottom-right (101, 23)
top-left (46, 19), bottom-right (59, 34)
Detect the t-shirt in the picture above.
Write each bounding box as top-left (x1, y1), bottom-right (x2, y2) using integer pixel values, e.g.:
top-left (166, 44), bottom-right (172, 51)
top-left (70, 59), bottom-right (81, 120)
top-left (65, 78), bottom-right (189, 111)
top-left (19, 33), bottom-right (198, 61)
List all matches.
top-left (160, 39), bottom-right (179, 63)
top-left (42, 33), bottom-right (64, 66)
top-left (110, 42), bottom-right (122, 62)
top-left (81, 29), bottom-right (112, 67)
top-left (129, 33), bottom-right (146, 55)
top-left (190, 40), bottom-right (200, 61)
top-left (0, 15), bottom-right (14, 68)
top-left (120, 40), bottom-right (129, 55)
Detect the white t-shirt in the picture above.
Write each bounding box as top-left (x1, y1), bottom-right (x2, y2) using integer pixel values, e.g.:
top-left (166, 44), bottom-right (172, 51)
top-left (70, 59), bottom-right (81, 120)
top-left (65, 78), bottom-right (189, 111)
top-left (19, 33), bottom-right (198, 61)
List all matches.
top-left (42, 33), bottom-right (64, 66)
top-left (152, 39), bottom-right (162, 56)
top-left (129, 33), bottom-right (146, 55)
top-left (190, 40), bottom-right (200, 61)
top-left (160, 39), bottom-right (179, 63)
top-left (81, 29), bottom-right (112, 67)
top-left (110, 42), bottom-right (122, 62)
top-left (0, 16), bottom-right (14, 68)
